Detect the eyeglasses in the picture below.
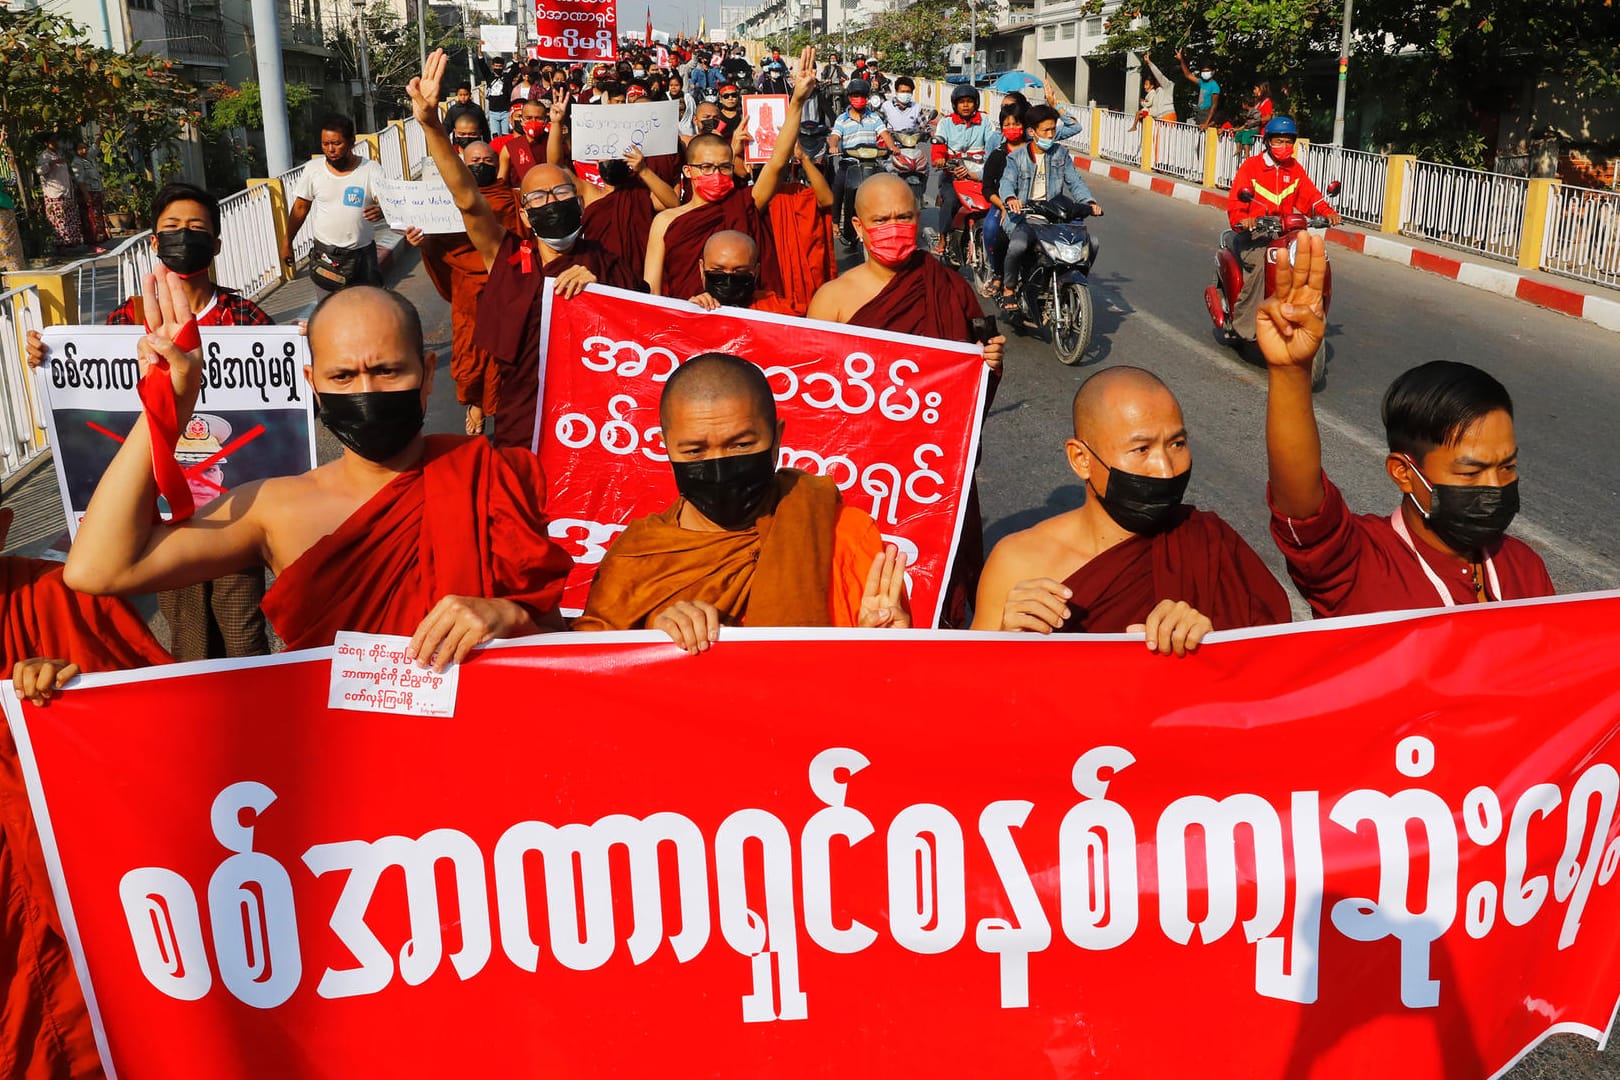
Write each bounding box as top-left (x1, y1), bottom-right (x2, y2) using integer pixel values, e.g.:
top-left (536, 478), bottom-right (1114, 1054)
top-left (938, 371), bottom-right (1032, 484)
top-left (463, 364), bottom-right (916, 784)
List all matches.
top-left (688, 161), bottom-right (734, 174)
top-left (520, 185), bottom-right (577, 207)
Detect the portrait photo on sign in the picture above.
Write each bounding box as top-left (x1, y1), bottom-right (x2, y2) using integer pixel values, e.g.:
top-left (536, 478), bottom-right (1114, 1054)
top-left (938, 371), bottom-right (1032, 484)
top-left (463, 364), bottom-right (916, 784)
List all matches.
top-left (743, 95), bottom-right (789, 164)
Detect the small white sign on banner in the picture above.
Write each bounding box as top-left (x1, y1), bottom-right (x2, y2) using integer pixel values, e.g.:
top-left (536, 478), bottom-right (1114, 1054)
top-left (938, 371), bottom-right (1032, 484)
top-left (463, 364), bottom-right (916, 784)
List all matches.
top-left (479, 24), bottom-right (518, 53)
top-left (569, 101), bottom-right (679, 161)
top-left (374, 174), bottom-right (466, 235)
top-left (329, 632), bottom-right (461, 717)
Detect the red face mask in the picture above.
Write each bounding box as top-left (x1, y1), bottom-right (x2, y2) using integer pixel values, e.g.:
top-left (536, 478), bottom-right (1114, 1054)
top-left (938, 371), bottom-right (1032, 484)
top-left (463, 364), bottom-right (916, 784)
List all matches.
top-left (1269, 142), bottom-right (1295, 161)
top-left (692, 171), bottom-right (735, 202)
top-left (1002, 125), bottom-right (1025, 143)
top-left (848, 96), bottom-right (868, 111)
top-left (861, 220), bottom-right (917, 268)
top-left (523, 120), bottom-right (546, 140)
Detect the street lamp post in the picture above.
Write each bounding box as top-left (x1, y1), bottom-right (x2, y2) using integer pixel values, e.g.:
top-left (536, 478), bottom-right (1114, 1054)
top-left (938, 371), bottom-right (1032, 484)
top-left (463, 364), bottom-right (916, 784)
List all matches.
top-left (1330, 0), bottom-right (1354, 146)
top-left (966, 0), bottom-right (976, 85)
top-left (354, 0), bottom-right (377, 132)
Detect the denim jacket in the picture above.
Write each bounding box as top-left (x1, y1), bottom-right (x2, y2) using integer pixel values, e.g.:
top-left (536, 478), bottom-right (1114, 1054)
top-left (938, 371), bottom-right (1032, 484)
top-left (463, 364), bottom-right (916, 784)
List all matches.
top-left (998, 142), bottom-right (1095, 207)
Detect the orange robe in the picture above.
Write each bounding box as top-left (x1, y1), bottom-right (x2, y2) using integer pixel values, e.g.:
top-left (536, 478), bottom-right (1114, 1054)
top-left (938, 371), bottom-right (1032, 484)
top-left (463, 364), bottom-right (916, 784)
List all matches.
top-left (766, 182), bottom-right (836, 315)
top-left (750, 292), bottom-right (798, 315)
top-left (1, 558), bottom-right (172, 1080)
top-left (574, 471), bottom-right (882, 630)
top-left (419, 184), bottom-right (520, 415)
top-left (261, 435), bottom-right (573, 650)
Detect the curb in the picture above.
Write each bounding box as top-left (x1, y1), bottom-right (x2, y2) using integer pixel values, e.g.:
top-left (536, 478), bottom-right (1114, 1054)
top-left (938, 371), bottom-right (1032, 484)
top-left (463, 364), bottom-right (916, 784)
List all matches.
top-left (1071, 154), bottom-right (1620, 335)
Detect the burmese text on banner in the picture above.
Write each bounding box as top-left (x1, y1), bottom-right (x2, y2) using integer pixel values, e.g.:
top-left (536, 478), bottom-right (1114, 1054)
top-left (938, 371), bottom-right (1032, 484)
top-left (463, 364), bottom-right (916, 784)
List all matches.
top-left (6, 596), bottom-right (1620, 1078)
top-left (532, 0), bottom-right (615, 62)
top-left (535, 284), bottom-right (990, 627)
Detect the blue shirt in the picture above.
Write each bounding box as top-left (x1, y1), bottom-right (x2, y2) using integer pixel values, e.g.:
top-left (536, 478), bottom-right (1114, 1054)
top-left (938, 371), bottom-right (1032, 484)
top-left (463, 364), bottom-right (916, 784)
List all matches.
top-left (1198, 77), bottom-right (1221, 112)
top-left (833, 109), bottom-right (887, 151)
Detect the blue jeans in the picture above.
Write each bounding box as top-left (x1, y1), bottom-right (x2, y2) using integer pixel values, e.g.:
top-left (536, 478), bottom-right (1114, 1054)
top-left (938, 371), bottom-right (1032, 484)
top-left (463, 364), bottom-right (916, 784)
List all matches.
top-left (983, 207), bottom-right (1004, 278)
top-left (489, 110), bottom-right (511, 136)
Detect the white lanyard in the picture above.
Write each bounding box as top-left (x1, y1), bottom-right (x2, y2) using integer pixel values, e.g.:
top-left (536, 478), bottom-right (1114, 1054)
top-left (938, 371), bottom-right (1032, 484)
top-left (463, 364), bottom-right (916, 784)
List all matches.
top-left (1389, 508), bottom-right (1502, 608)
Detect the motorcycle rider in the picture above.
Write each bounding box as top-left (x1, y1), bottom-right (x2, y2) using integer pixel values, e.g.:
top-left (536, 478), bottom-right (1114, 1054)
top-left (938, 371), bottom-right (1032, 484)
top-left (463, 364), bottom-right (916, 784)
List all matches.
top-left (1225, 115), bottom-right (1341, 341)
top-left (997, 104), bottom-right (1102, 317)
top-left (980, 102), bottom-right (1029, 297)
top-left (932, 83), bottom-right (990, 254)
top-left (828, 78), bottom-right (894, 245)
top-left (881, 76), bottom-right (927, 132)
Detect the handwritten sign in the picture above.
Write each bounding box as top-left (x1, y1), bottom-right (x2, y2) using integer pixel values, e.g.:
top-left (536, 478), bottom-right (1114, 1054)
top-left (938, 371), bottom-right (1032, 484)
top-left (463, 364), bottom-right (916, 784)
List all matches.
top-left (569, 101), bottom-right (679, 161)
top-left (328, 632), bottom-right (460, 717)
top-left (743, 94), bottom-right (789, 164)
top-left (36, 326), bottom-right (319, 537)
top-left (374, 175), bottom-right (465, 235)
top-left (479, 24), bottom-right (517, 53)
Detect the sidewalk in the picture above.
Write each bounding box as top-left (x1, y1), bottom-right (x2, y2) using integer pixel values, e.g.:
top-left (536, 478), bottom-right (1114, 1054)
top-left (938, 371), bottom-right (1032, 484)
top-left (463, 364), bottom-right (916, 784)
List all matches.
top-left (1072, 154), bottom-right (1620, 334)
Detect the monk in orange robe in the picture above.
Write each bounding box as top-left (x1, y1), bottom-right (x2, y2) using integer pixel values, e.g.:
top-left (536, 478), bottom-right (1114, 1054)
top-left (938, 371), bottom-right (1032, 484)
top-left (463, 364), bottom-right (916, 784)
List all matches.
top-left (65, 276), bottom-right (571, 666)
top-left (685, 231), bottom-right (798, 315)
top-left (973, 366), bottom-right (1291, 652)
top-left (574, 352), bottom-right (909, 650)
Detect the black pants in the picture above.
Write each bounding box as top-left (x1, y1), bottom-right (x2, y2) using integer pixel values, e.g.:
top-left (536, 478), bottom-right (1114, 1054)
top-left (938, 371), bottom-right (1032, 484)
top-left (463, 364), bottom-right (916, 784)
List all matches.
top-left (831, 161), bottom-right (858, 240)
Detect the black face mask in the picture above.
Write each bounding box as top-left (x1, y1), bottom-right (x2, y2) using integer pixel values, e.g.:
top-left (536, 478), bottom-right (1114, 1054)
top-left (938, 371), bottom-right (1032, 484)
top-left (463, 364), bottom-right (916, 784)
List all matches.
top-left (525, 198), bottom-right (583, 248)
top-left (452, 133), bottom-right (479, 148)
top-left (1084, 443), bottom-right (1190, 535)
top-left (671, 448), bottom-right (777, 529)
top-left (698, 117), bottom-right (720, 134)
top-left (467, 161), bottom-right (499, 187)
top-left (1407, 463), bottom-right (1520, 553)
top-left (598, 158), bottom-right (633, 187)
top-left (316, 388), bottom-right (424, 463)
top-left (703, 268), bottom-right (756, 306)
top-left (155, 228), bottom-right (214, 275)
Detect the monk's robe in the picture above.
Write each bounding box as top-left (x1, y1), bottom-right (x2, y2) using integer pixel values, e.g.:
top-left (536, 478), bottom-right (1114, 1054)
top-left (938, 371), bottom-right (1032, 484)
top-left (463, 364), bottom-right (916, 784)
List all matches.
top-left (767, 182), bottom-right (836, 315)
top-left (574, 471), bottom-right (882, 630)
top-left (505, 131), bottom-right (547, 187)
top-left (473, 232), bottom-right (644, 451)
top-left (1059, 508), bottom-right (1292, 633)
top-left (2, 557), bottom-right (171, 1080)
top-left (581, 185), bottom-right (655, 286)
top-left (749, 292), bottom-right (798, 315)
top-left (420, 184), bottom-right (522, 416)
top-left (644, 152), bottom-right (680, 188)
top-left (849, 251), bottom-right (993, 629)
top-left (262, 435), bottom-right (572, 649)
top-left (660, 186), bottom-right (783, 301)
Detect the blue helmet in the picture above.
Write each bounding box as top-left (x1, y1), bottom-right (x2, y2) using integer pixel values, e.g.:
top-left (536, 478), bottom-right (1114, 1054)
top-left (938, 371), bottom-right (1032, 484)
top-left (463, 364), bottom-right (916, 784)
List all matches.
top-left (951, 83), bottom-right (980, 108)
top-left (1264, 116), bottom-right (1298, 139)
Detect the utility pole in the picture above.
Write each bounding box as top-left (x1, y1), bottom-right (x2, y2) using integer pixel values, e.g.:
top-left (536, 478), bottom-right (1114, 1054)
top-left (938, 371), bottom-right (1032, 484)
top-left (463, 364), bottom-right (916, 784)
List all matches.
top-left (354, 0), bottom-right (377, 132)
top-left (418, 0), bottom-right (428, 72)
top-left (1330, 0), bottom-right (1354, 146)
top-left (966, 0), bottom-right (977, 85)
top-left (249, 0), bottom-right (293, 174)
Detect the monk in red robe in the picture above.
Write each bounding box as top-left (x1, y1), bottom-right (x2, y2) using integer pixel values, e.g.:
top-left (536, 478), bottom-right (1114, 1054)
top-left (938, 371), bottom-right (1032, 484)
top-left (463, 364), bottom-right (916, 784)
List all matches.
top-left (685, 231), bottom-right (798, 315)
top-left (574, 352), bottom-right (909, 650)
top-left (64, 275), bottom-right (572, 666)
top-left (974, 366), bottom-right (1290, 652)
top-left (766, 145), bottom-right (838, 315)
top-left (1261, 236), bottom-right (1551, 616)
top-left (408, 51), bottom-right (643, 451)
top-left (497, 98), bottom-right (551, 188)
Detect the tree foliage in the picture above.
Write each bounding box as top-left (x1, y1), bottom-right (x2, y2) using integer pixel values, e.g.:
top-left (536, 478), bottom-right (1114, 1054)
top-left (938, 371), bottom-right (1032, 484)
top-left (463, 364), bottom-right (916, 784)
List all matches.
top-left (766, 0), bottom-right (994, 78)
top-left (324, 8), bottom-right (474, 125)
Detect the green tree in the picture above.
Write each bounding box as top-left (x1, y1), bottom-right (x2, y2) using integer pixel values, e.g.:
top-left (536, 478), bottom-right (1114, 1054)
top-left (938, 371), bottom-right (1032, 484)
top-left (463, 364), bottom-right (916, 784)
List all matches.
top-left (324, 8), bottom-right (474, 126)
top-left (863, 0), bottom-right (995, 78)
top-left (203, 80), bottom-right (318, 180)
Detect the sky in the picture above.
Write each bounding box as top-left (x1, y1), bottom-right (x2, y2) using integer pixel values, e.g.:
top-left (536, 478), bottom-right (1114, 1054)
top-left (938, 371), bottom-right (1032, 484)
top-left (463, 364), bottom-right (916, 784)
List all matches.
top-left (634, 0), bottom-right (736, 37)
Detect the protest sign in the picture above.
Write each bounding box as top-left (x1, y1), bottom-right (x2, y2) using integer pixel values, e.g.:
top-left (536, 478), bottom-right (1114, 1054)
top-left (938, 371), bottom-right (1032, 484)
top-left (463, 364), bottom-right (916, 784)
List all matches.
top-left (374, 174), bottom-right (464, 235)
top-left (479, 24), bottom-right (517, 53)
top-left (7, 596), bottom-right (1620, 1078)
top-left (328, 633), bottom-right (460, 717)
top-left (743, 94), bottom-right (789, 164)
top-left (36, 326), bottom-right (318, 537)
top-left (568, 101), bottom-right (679, 161)
top-left (533, 284), bottom-right (989, 627)
top-left (532, 0), bottom-right (615, 62)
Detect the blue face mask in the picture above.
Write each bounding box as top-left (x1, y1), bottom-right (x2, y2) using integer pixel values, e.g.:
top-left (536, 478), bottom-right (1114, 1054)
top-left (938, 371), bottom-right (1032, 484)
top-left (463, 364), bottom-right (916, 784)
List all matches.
top-left (1035, 136), bottom-right (1055, 151)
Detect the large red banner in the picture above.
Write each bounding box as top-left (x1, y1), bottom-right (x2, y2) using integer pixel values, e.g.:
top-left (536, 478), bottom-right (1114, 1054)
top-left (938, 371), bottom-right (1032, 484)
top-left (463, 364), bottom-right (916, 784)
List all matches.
top-left (535, 285), bottom-right (990, 626)
top-left (7, 596), bottom-right (1620, 1079)
top-left (532, 0), bottom-right (616, 62)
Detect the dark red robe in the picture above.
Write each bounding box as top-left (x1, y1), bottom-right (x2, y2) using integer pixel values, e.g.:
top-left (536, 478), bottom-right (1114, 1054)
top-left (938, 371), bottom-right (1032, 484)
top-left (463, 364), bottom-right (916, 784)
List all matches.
top-left (505, 131), bottom-right (546, 187)
top-left (1059, 507), bottom-right (1293, 633)
top-left (660, 186), bottom-right (783, 301)
top-left (767, 182), bottom-right (836, 315)
top-left (261, 435), bottom-right (573, 649)
top-left (473, 231), bottom-right (644, 450)
top-left (581, 186), bottom-right (656, 287)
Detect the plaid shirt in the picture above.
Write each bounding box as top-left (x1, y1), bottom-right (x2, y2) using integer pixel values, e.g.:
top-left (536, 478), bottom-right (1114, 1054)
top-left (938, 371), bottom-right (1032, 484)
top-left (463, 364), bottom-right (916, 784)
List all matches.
top-left (107, 287), bottom-right (274, 328)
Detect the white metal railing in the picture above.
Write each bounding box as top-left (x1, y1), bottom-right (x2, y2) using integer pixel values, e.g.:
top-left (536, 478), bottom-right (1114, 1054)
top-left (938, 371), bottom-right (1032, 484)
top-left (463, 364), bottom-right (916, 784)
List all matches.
top-left (1059, 106), bottom-right (1090, 157)
top-left (1150, 117), bottom-right (1204, 183)
top-left (1542, 184), bottom-right (1620, 288)
top-left (404, 118), bottom-right (427, 181)
top-left (376, 124), bottom-right (407, 180)
top-left (1401, 159), bottom-right (1528, 262)
top-left (214, 183), bottom-right (284, 301)
top-left (66, 231), bottom-right (155, 324)
top-left (1096, 109), bottom-right (1140, 167)
top-left (0, 286), bottom-right (47, 481)
top-left (1214, 131), bottom-right (1245, 189)
top-left (1300, 143), bottom-right (1389, 227)
top-left (275, 159), bottom-right (315, 265)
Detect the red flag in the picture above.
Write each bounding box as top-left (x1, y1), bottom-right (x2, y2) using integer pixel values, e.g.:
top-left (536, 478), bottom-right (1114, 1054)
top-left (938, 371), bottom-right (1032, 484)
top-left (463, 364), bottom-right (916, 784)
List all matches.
top-left (645, 6), bottom-right (653, 43)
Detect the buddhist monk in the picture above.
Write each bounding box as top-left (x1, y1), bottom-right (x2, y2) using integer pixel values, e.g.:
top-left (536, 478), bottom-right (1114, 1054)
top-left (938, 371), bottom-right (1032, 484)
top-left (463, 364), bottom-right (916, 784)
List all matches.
top-left (644, 47), bottom-right (821, 299)
top-left (973, 366), bottom-right (1290, 653)
top-left (686, 230), bottom-right (797, 314)
top-left (409, 49), bottom-right (642, 451)
top-left (808, 172), bottom-right (1006, 627)
top-left (574, 352), bottom-right (909, 651)
top-left (497, 97), bottom-right (551, 188)
top-left (767, 144), bottom-right (838, 315)
top-left (64, 271), bottom-right (573, 664)
top-left (1261, 236), bottom-right (1551, 616)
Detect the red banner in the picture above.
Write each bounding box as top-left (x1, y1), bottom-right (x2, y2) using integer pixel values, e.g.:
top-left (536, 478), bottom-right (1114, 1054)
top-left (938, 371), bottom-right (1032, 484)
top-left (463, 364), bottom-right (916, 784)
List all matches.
top-left (532, 0), bottom-right (615, 62)
top-left (535, 285), bottom-right (990, 627)
top-left (7, 597), bottom-right (1620, 1079)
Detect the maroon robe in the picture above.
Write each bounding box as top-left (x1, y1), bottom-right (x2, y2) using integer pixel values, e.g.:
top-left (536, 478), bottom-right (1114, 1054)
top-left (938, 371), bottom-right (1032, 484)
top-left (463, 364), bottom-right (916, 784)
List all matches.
top-left (660, 186), bottom-right (783, 300)
top-left (474, 231), bottom-right (644, 451)
top-left (506, 131), bottom-right (546, 187)
top-left (1059, 507), bottom-right (1293, 633)
top-left (581, 185), bottom-right (656, 286)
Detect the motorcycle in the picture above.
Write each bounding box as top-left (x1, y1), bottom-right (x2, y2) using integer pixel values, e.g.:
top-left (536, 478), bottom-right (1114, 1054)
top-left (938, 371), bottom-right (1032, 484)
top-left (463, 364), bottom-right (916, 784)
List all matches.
top-left (837, 145), bottom-right (892, 241)
top-left (940, 152), bottom-right (990, 281)
top-left (1005, 195), bottom-right (1100, 366)
top-left (888, 129), bottom-right (931, 206)
top-left (1204, 181), bottom-right (1341, 387)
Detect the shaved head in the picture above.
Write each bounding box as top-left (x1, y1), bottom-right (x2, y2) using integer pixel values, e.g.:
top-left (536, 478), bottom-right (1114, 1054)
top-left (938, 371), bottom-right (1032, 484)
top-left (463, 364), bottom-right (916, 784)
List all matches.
top-left (306, 286), bottom-right (424, 370)
top-left (661, 352), bottom-right (776, 432)
top-left (686, 132), bottom-right (730, 161)
top-left (461, 140), bottom-right (497, 168)
top-left (1072, 366), bottom-right (1177, 441)
top-left (520, 162), bottom-right (573, 198)
top-left (1066, 365), bottom-right (1190, 497)
top-left (854, 172), bottom-right (915, 220)
top-left (702, 230), bottom-right (758, 269)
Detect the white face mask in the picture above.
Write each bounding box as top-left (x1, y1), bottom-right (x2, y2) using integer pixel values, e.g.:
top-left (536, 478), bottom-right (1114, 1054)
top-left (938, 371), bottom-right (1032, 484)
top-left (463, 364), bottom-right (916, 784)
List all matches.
top-left (1200, 70), bottom-right (1213, 80)
top-left (896, 92), bottom-right (913, 105)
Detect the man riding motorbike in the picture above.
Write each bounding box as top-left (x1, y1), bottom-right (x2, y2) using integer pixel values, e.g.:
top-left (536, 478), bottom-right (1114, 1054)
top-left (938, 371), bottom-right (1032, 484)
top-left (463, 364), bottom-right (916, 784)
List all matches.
top-left (997, 104), bottom-right (1103, 316)
top-left (931, 83), bottom-right (990, 254)
top-left (880, 76), bottom-right (927, 132)
top-left (1224, 115), bottom-right (1341, 341)
top-left (828, 77), bottom-right (894, 245)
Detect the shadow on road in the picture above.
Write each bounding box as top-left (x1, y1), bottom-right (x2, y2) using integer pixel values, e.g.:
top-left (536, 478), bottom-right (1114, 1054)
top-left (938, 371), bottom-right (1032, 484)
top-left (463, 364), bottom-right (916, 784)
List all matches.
top-left (1086, 271), bottom-right (1136, 365)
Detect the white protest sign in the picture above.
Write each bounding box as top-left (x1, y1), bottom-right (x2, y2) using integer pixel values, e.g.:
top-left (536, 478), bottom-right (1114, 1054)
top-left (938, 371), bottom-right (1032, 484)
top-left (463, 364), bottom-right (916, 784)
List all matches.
top-left (742, 94), bottom-right (789, 164)
top-left (569, 101), bottom-right (679, 161)
top-left (374, 174), bottom-right (466, 235)
top-left (329, 633), bottom-right (461, 718)
top-left (479, 24), bottom-right (518, 53)
top-left (36, 325), bottom-right (319, 537)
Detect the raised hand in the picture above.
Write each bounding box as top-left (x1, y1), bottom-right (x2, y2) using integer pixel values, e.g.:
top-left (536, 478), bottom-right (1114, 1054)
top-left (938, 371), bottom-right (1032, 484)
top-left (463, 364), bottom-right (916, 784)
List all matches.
top-left (139, 264), bottom-right (202, 407)
top-left (857, 543), bottom-right (911, 628)
top-left (793, 47), bottom-right (818, 101)
top-left (407, 48), bottom-right (449, 128)
top-left (549, 95), bottom-right (568, 126)
top-left (625, 146), bottom-right (646, 174)
top-left (1256, 232), bottom-right (1327, 370)
top-left (1127, 599), bottom-right (1212, 657)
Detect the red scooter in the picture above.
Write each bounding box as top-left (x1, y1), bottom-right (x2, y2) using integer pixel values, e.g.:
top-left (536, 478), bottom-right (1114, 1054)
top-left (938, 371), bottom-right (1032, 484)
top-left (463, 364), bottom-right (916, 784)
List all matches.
top-left (939, 151), bottom-right (990, 279)
top-left (1204, 181), bottom-right (1340, 387)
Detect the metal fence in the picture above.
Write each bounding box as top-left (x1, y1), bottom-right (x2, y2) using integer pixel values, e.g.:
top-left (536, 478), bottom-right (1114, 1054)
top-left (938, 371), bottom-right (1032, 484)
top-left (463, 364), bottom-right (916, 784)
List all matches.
top-left (68, 232), bottom-right (155, 325)
top-left (376, 124), bottom-right (407, 180)
top-left (1214, 131), bottom-right (1245, 189)
top-left (1149, 118), bottom-right (1205, 183)
top-left (214, 183), bottom-right (285, 302)
top-left (1060, 106), bottom-right (1091, 159)
top-left (1542, 184), bottom-right (1620, 288)
top-left (1096, 109), bottom-right (1140, 168)
top-left (404, 119), bottom-right (427, 181)
top-left (1300, 143), bottom-right (1389, 227)
top-left (275, 159), bottom-right (315, 265)
top-left (1401, 159), bottom-right (1529, 262)
top-left (0, 286), bottom-right (47, 482)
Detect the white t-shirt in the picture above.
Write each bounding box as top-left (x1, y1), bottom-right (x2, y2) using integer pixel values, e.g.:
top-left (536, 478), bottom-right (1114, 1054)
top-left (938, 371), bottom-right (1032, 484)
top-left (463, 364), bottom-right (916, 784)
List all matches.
top-left (293, 157), bottom-right (382, 249)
